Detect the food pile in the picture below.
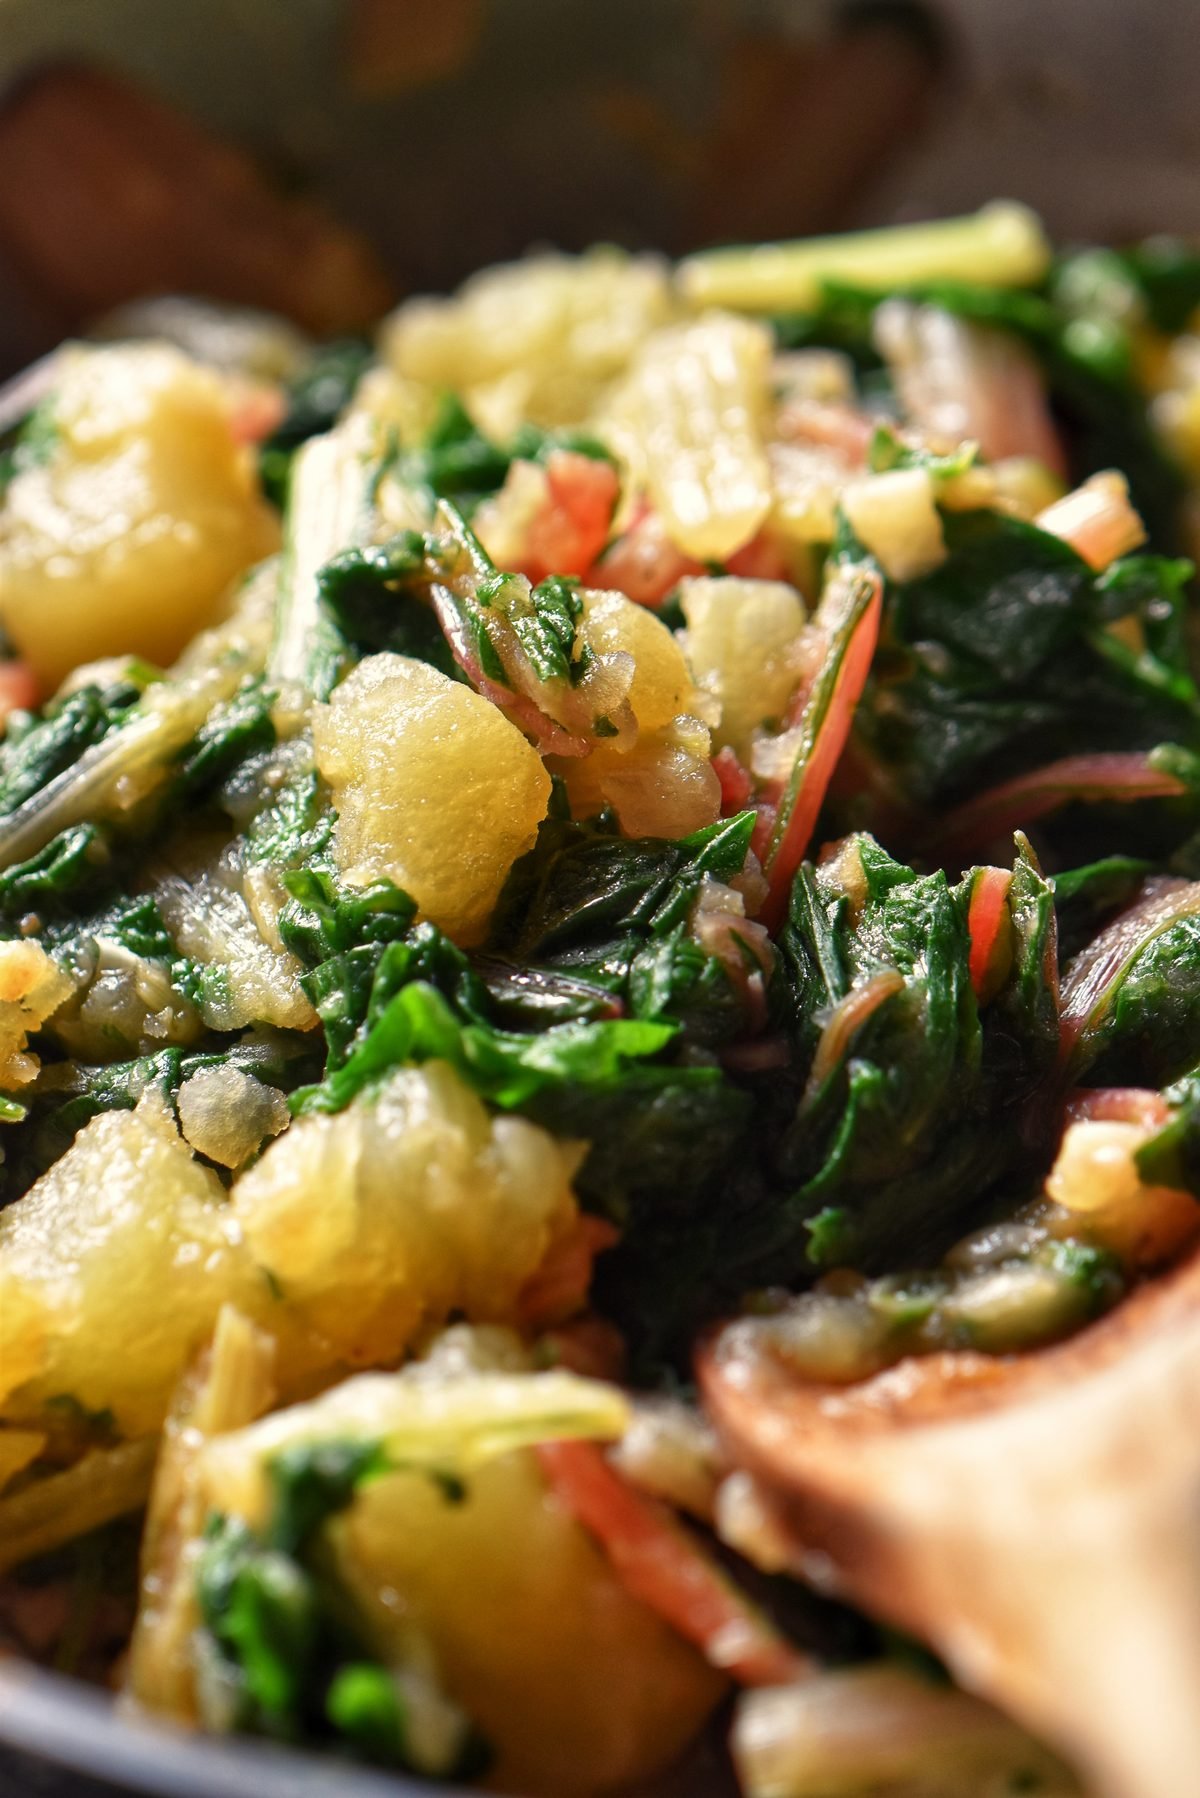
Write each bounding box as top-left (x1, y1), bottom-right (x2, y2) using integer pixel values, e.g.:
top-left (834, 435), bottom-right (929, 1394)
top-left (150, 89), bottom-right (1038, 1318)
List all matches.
top-left (1, 203), bottom-right (1200, 1796)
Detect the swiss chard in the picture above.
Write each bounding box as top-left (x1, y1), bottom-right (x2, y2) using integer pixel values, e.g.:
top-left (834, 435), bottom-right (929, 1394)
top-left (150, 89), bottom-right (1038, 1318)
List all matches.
top-left (258, 339), bottom-right (373, 508)
top-left (854, 511), bottom-right (1200, 857)
top-left (399, 392), bottom-right (613, 517)
top-left (773, 834), bottom-right (1057, 1273)
top-left (1060, 878), bottom-right (1200, 1086)
top-left (194, 1434), bottom-right (484, 1773)
top-left (315, 533), bottom-right (457, 675)
top-left (279, 817), bottom-right (770, 1359)
top-left (775, 272), bottom-right (1187, 549)
top-left (0, 681), bottom-right (142, 818)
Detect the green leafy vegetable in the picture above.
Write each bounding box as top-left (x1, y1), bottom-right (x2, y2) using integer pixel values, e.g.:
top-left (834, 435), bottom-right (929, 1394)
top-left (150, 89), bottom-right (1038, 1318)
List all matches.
top-left (292, 979), bottom-right (679, 1116)
top-left (194, 1439), bottom-right (484, 1775)
top-left (0, 682), bottom-right (141, 818)
top-left (1066, 889), bottom-right (1200, 1087)
top-left (399, 392), bottom-right (613, 518)
top-left (774, 835), bottom-right (1057, 1273)
top-left (173, 679), bottom-right (276, 806)
top-left (0, 825), bottom-right (111, 924)
top-left (259, 340), bottom-right (373, 508)
top-left (495, 574), bottom-right (585, 687)
top-left (1052, 855), bottom-right (1155, 960)
top-left (854, 512), bottom-right (1200, 855)
top-left (316, 533), bottom-right (458, 675)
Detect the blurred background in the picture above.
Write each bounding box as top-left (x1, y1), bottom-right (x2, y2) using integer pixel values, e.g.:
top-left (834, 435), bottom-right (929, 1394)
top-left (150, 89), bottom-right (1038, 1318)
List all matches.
top-left (0, 0), bottom-right (1192, 375)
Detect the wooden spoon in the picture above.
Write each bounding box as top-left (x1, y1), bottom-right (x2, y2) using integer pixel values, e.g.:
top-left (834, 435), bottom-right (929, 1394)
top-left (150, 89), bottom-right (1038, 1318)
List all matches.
top-left (699, 1247), bottom-right (1200, 1798)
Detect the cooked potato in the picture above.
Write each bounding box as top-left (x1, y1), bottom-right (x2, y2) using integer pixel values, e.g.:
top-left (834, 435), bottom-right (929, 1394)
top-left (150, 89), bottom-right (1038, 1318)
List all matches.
top-left (176, 1066), bottom-right (291, 1169)
top-left (337, 1449), bottom-right (724, 1796)
top-left (231, 1061), bottom-right (582, 1369)
top-left (0, 939), bottom-right (74, 1088)
top-left (840, 467), bottom-right (947, 581)
top-left (561, 717), bottom-right (721, 840)
top-left (195, 1328), bottom-right (720, 1798)
top-left (313, 652), bottom-right (551, 945)
top-left (601, 313), bottom-right (774, 562)
top-left (0, 343), bottom-right (279, 686)
top-left (1045, 1119), bottom-right (1200, 1268)
top-left (553, 591), bottom-right (720, 837)
top-left (381, 248), bottom-right (675, 434)
top-left (0, 1091), bottom-right (260, 1436)
top-left (678, 575), bottom-right (807, 759)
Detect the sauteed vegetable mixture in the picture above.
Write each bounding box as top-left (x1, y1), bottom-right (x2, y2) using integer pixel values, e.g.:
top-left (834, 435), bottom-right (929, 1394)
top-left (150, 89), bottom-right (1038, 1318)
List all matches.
top-left (2, 203), bottom-right (1200, 1795)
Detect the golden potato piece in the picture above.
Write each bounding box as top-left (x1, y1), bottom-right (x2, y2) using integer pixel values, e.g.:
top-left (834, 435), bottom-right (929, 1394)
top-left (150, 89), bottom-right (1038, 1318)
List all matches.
top-left (602, 313), bottom-right (774, 562)
top-left (232, 1061), bottom-right (580, 1369)
top-left (577, 588), bottom-right (695, 736)
top-left (381, 248), bottom-right (674, 434)
top-left (313, 652), bottom-right (551, 945)
top-left (840, 466), bottom-right (947, 582)
top-left (553, 591), bottom-right (720, 838)
top-left (559, 718), bottom-right (721, 840)
top-left (679, 574), bottom-right (807, 760)
top-left (337, 1450), bottom-right (724, 1796)
top-left (176, 1066), bottom-right (290, 1169)
top-left (0, 343), bottom-right (279, 685)
top-left (0, 1091), bottom-right (257, 1436)
top-left (0, 938), bottom-right (73, 1089)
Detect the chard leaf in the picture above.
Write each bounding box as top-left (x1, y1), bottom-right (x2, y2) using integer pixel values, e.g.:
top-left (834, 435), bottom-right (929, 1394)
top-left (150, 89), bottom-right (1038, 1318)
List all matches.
top-left (292, 980), bottom-right (678, 1116)
top-left (775, 834), bottom-right (1055, 1273)
top-left (173, 680), bottom-right (275, 805)
top-left (242, 766), bottom-right (332, 873)
top-left (1052, 854), bottom-right (1155, 960)
top-left (508, 575), bottom-right (584, 686)
top-left (266, 1438), bottom-right (390, 1557)
top-left (195, 1505), bottom-right (482, 1773)
top-left (258, 339), bottom-right (372, 509)
top-left (315, 533), bottom-right (458, 676)
top-left (0, 683), bottom-right (140, 818)
top-left (399, 391), bottom-right (613, 517)
top-left (855, 512), bottom-right (1200, 854)
top-left (280, 871), bottom-right (417, 966)
top-left (1065, 885), bottom-right (1200, 1086)
top-left (0, 824), bottom-right (110, 922)
top-left (867, 423), bottom-right (977, 480)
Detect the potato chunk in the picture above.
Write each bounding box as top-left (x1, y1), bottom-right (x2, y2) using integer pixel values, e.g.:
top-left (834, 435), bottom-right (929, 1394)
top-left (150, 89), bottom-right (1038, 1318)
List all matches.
top-left (0, 343), bottom-right (279, 685)
top-left (0, 1092), bottom-right (256, 1436)
top-left (231, 1062), bottom-right (580, 1369)
top-left (0, 938), bottom-right (73, 1088)
top-left (195, 1329), bottom-right (721, 1797)
top-left (176, 1066), bottom-right (290, 1169)
top-left (313, 652), bottom-right (551, 945)
top-left (381, 248), bottom-right (674, 434)
top-left (338, 1450), bottom-right (723, 1796)
top-left (552, 591), bottom-right (720, 838)
top-left (679, 575), bottom-right (807, 760)
top-left (601, 313), bottom-right (774, 561)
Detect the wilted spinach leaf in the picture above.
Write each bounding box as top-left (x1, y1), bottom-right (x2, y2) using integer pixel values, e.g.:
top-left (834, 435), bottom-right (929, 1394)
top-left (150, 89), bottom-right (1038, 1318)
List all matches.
top-left (258, 339), bottom-right (373, 507)
top-left (773, 834), bottom-right (1057, 1273)
top-left (0, 682), bottom-right (141, 817)
top-left (855, 513), bottom-right (1200, 848)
